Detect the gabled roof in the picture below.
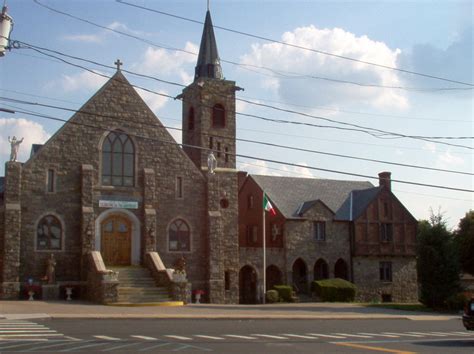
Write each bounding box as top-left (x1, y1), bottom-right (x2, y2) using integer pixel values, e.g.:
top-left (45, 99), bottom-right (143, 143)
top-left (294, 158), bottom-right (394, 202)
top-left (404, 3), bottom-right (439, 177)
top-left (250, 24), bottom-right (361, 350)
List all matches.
top-left (195, 11), bottom-right (223, 80)
top-left (296, 199), bottom-right (334, 217)
top-left (335, 186), bottom-right (382, 221)
top-left (251, 175), bottom-right (374, 219)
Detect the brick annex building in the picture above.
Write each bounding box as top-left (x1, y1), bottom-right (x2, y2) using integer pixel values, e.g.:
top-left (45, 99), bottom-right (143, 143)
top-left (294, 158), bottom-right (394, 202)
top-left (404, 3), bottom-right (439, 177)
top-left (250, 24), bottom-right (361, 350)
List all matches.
top-left (0, 11), bottom-right (418, 304)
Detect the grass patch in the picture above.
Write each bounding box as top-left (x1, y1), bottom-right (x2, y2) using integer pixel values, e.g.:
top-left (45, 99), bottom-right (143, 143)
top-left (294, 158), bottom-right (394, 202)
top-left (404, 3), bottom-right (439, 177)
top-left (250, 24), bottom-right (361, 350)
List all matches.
top-left (365, 303), bottom-right (432, 312)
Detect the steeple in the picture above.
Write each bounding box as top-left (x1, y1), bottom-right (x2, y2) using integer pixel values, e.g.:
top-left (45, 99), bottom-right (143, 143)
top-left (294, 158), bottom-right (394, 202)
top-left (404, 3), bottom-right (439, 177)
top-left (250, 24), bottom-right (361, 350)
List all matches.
top-left (195, 11), bottom-right (223, 80)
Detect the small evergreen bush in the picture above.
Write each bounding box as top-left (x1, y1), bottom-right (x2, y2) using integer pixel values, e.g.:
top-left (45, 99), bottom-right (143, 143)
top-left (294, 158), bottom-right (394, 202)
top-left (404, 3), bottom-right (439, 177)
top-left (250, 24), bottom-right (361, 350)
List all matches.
top-left (273, 285), bottom-right (293, 302)
top-left (312, 278), bottom-right (356, 302)
top-left (266, 289), bottom-right (279, 303)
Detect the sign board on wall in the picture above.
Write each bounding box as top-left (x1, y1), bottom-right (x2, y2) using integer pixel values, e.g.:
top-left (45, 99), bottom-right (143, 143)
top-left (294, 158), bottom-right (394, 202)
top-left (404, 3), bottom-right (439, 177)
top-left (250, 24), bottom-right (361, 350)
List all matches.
top-left (99, 200), bottom-right (138, 209)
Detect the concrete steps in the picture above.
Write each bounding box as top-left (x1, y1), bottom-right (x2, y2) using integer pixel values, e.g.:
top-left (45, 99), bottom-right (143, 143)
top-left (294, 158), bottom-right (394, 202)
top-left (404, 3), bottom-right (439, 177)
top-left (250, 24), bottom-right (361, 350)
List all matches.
top-left (109, 266), bottom-right (174, 304)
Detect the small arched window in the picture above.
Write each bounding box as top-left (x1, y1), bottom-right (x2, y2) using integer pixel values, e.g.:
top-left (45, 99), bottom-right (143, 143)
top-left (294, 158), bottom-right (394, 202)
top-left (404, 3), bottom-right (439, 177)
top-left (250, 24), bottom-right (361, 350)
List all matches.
top-left (102, 131), bottom-right (135, 186)
top-left (188, 107), bottom-right (195, 130)
top-left (37, 215), bottom-right (62, 250)
top-left (169, 219), bottom-right (190, 252)
top-left (212, 104), bottom-right (225, 128)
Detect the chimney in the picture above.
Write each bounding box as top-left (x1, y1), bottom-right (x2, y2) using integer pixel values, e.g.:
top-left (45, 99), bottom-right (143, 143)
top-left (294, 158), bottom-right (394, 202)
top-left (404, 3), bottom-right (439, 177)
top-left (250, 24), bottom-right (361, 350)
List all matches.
top-left (378, 171), bottom-right (391, 191)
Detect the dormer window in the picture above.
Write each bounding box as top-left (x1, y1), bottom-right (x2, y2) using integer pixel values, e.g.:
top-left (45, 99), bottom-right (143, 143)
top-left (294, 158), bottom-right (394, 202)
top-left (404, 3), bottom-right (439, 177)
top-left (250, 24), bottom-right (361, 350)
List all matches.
top-left (212, 104), bottom-right (225, 128)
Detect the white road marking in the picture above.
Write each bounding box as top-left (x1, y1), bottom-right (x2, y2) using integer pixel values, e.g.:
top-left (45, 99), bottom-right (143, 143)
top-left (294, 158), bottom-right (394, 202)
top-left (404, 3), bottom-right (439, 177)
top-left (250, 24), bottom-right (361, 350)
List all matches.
top-left (0, 333), bottom-right (64, 338)
top-left (358, 332), bottom-right (400, 338)
top-left (194, 335), bottom-right (225, 340)
top-left (408, 331), bottom-right (446, 337)
top-left (252, 334), bottom-right (287, 339)
top-left (451, 331), bottom-right (474, 336)
top-left (131, 335), bottom-right (159, 341)
top-left (0, 330), bottom-right (57, 333)
top-left (93, 335), bottom-right (121, 341)
top-left (224, 334), bottom-right (257, 340)
top-left (281, 333), bottom-right (319, 339)
top-left (164, 335), bottom-right (193, 341)
top-left (307, 333), bottom-right (346, 339)
top-left (334, 333), bottom-right (372, 338)
top-left (383, 332), bottom-right (420, 337)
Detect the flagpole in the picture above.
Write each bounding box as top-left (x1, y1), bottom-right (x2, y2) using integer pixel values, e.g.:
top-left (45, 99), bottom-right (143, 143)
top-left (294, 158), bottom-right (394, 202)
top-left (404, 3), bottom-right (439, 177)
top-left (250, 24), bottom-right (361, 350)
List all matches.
top-left (262, 192), bottom-right (266, 304)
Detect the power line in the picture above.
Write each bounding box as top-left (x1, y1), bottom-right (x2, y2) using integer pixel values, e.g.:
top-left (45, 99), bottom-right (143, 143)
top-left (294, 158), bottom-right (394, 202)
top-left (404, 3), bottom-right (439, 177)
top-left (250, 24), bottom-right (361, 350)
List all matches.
top-left (115, 0), bottom-right (474, 87)
top-left (32, 0), bottom-right (473, 92)
top-left (12, 40), bottom-right (474, 149)
top-left (3, 96), bottom-right (472, 176)
top-left (7, 107), bottom-right (473, 193)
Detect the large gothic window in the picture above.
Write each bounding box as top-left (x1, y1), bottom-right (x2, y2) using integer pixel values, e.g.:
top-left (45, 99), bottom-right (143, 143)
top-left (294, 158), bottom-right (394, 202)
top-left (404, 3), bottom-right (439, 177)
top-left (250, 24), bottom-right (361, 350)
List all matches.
top-left (168, 219), bottom-right (190, 252)
top-left (102, 131), bottom-right (135, 186)
top-left (36, 215), bottom-right (62, 250)
top-left (212, 104), bottom-right (225, 128)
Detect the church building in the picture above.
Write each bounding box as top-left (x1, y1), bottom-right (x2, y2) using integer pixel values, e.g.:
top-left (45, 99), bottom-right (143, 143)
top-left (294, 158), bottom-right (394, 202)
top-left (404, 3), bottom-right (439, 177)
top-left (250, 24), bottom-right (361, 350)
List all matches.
top-left (0, 10), bottom-right (239, 304)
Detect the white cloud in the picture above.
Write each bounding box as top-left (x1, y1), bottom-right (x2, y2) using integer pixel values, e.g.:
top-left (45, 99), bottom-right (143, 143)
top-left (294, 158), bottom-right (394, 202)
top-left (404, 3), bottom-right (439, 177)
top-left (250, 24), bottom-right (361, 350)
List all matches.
top-left (62, 34), bottom-right (103, 43)
top-left (135, 88), bottom-right (168, 114)
top-left (133, 42), bottom-right (197, 85)
top-left (237, 159), bottom-right (316, 178)
top-left (0, 118), bottom-right (50, 166)
top-left (59, 70), bottom-right (108, 93)
top-left (62, 21), bottom-right (154, 43)
top-left (436, 150), bottom-right (465, 169)
top-left (422, 142), bottom-right (436, 153)
top-left (241, 26), bottom-right (408, 111)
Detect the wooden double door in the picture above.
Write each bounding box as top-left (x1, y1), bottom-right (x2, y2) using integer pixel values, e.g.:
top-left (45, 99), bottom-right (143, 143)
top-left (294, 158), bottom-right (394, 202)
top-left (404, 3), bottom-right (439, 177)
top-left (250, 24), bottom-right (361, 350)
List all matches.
top-left (101, 214), bottom-right (132, 266)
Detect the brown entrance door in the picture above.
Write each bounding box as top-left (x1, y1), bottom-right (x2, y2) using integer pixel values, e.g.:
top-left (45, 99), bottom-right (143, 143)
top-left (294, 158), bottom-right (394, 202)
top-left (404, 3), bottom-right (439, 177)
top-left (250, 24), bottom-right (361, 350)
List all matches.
top-left (101, 214), bottom-right (132, 266)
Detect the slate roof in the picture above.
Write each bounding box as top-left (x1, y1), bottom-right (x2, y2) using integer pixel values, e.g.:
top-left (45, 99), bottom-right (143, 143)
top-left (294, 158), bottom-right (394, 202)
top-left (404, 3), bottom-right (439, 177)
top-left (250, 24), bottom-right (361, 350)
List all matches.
top-left (195, 11), bottom-right (223, 80)
top-left (251, 175), bottom-right (374, 219)
top-left (335, 186), bottom-right (382, 221)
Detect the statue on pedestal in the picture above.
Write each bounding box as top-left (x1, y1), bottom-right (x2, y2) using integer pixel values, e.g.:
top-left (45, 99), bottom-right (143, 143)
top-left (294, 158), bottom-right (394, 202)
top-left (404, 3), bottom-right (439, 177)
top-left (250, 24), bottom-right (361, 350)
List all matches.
top-left (45, 254), bottom-right (56, 285)
top-left (8, 136), bottom-right (24, 162)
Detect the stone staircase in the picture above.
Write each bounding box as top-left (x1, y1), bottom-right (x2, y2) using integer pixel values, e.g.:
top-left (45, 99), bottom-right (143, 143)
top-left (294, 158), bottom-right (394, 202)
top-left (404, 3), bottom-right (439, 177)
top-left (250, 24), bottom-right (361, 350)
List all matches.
top-left (110, 266), bottom-right (173, 304)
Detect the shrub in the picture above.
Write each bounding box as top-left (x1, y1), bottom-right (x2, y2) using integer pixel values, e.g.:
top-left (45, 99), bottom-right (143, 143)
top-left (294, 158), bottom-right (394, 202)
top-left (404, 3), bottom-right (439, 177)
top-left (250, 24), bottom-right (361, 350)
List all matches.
top-left (445, 292), bottom-right (469, 311)
top-left (273, 285), bottom-right (293, 302)
top-left (312, 278), bottom-right (356, 302)
top-left (266, 290), bottom-right (279, 303)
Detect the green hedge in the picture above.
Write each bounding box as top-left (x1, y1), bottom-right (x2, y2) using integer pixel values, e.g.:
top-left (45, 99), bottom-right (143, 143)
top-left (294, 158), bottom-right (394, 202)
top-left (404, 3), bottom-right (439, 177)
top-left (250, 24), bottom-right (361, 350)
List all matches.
top-left (266, 289), bottom-right (279, 303)
top-left (312, 278), bottom-right (356, 302)
top-left (273, 285), bottom-right (293, 302)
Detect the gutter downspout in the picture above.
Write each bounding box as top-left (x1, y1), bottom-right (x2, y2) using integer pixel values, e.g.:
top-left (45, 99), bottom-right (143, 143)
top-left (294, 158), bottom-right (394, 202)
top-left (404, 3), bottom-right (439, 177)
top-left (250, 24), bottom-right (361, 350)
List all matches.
top-left (349, 192), bottom-right (355, 283)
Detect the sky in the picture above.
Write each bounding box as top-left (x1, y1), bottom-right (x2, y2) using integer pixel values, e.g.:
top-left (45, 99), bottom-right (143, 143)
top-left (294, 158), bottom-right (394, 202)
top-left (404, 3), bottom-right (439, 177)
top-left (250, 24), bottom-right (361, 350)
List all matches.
top-left (0, 0), bottom-right (472, 229)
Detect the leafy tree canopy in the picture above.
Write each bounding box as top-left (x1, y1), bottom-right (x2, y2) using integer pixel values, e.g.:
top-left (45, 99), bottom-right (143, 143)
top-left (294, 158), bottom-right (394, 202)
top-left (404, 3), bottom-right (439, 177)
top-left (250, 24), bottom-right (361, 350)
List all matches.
top-left (455, 210), bottom-right (474, 275)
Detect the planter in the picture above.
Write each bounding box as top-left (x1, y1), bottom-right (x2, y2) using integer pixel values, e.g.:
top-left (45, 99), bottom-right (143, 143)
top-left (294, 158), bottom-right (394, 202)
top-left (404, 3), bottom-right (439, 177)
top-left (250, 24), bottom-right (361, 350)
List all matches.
top-left (65, 287), bottom-right (73, 301)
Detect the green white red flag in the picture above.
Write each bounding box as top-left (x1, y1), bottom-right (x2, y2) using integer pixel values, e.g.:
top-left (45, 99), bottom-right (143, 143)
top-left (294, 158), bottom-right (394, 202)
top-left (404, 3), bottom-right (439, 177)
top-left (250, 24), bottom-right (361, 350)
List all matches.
top-left (263, 194), bottom-right (276, 216)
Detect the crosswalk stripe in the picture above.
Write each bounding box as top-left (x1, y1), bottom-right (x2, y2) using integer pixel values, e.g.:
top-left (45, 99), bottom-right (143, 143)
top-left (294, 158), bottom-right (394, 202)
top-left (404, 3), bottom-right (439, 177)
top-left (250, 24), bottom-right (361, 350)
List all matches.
top-left (0, 327), bottom-right (47, 330)
top-left (194, 335), bottom-right (225, 340)
top-left (451, 331), bottom-right (474, 336)
top-left (358, 332), bottom-right (399, 338)
top-left (408, 331), bottom-right (446, 337)
top-left (93, 335), bottom-right (121, 341)
top-left (164, 335), bottom-right (192, 341)
top-left (383, 332), bottom-right (419, 337)
top-left (224, 334), bottom-right (257, 340)
top-left (307, 333), bottom-right (346, 339)
top-left (334, 333), bottom-right (372, 338)
top-left (0, 330), bottom-right (57, 333)
top-left (281, 333), bottom-right (318, 339)
top-left (130, 335), bottom-right (158, 341)
top-left (252, 334), bottom-right (287, 339)
top-left (0, 334), bottom-right (64, 338)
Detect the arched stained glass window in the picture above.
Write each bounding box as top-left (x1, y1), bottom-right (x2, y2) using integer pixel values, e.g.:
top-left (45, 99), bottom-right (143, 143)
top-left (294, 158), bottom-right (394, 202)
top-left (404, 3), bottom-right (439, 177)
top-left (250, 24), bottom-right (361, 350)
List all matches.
top-left (37, 215), bottom-right (62, 250)
top-left (102, 131), bottom-right (135, 186)
top-left (168, 219), bottom-right (190, 252)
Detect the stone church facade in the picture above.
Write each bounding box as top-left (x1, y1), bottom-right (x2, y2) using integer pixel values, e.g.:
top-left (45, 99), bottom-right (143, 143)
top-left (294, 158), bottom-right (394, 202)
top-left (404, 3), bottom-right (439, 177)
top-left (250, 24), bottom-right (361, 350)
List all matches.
top-left (0, 10), bottom-right (239, 304)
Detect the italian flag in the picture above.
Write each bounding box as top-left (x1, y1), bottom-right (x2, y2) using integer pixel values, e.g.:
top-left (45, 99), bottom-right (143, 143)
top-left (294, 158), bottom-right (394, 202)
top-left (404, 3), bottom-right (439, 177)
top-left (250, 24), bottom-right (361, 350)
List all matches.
top-left (263, 193), bottom-right (276, 216)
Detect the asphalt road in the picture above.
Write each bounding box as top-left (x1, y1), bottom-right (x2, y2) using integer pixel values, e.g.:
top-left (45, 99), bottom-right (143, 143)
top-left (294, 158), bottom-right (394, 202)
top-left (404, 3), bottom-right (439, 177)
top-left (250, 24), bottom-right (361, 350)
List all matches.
top-left (0, 318), bottom-right (473, 353)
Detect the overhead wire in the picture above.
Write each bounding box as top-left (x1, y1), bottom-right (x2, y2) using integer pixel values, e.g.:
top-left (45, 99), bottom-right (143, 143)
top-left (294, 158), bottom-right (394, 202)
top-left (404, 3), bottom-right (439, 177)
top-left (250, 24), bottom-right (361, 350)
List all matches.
top-left (32, 0), bottom-right (473, 91)
top-left (6, 106), bottom-right (473, 193)
top-left (2, 96), bottom-right (472, 177)
top-left (115, 0), bottom-right (474, 87)
top-left (10, 39), bottom-right (474, 150)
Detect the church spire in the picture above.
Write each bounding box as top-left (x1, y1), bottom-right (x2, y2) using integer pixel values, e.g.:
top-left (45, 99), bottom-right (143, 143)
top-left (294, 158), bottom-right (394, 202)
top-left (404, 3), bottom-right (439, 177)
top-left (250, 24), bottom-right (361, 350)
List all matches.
top-left (195, 10), bottom-right (223, 80)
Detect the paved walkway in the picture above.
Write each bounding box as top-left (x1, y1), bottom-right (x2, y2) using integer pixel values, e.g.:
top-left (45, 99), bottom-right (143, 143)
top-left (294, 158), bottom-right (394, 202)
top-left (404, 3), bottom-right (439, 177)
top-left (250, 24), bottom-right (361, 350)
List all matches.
top-left (0, 301), bottom-right (458, 320)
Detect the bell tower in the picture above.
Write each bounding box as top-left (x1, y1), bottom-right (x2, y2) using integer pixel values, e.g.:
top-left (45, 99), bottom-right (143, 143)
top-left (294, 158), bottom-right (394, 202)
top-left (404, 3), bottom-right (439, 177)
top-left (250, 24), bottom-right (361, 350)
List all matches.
top-left (181, 10), bottom-right (237, 171)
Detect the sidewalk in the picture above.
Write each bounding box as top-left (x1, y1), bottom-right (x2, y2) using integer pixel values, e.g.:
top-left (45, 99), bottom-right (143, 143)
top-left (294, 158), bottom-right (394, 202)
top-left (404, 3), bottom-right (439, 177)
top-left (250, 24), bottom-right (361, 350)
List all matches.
top-left (0, 301), bottom-right (458, 321)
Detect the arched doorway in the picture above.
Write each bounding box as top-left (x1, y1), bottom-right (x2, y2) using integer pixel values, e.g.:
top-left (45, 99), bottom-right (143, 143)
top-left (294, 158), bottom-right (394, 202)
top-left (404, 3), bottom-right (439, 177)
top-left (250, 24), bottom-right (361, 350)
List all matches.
top-left (334, 258), bottom-right (349, 280)
top-left (239, 265), bottom-right (257, 304)
top-left (292, 258), bottom-right (308, 294)
top-left (314, 259), bottom-right (329, 280)
top-left (101, 214), bottom-right (132, 266)
top-left (266, 265), bottom-right (282, 291)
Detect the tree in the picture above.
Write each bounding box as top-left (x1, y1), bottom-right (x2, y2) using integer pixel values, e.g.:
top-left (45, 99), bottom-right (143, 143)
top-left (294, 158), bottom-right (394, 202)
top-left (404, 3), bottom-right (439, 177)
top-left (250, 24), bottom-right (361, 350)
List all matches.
top-left (417, 211), bottom-right (460, 309)
top-left (455, 210), bottom-right (474, 275)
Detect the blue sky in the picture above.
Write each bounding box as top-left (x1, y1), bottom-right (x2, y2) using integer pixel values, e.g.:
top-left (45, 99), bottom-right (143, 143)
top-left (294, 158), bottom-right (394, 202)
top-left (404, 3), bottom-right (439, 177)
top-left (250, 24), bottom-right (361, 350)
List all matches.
top-left (0, 0), bottom-right (472, 228)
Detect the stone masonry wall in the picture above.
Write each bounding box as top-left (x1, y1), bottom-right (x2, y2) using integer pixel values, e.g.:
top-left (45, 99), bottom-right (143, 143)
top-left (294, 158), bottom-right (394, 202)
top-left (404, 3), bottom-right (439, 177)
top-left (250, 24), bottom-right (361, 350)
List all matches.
top-left (353, 256), bottom-right (418, 302)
